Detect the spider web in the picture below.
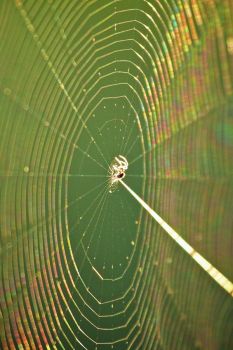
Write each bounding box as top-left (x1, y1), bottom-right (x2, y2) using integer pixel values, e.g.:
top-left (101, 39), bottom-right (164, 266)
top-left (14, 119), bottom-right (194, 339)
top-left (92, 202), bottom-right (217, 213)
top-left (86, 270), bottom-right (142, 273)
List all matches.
top-left (0, 1), bottom-right (233, 349)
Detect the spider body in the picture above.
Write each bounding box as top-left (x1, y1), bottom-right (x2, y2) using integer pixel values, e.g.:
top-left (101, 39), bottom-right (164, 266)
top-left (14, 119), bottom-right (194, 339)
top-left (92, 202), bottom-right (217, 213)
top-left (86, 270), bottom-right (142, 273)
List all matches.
top-left (117, 172), bottom-right (124, 179)
top-left (109, 155), bottom-right (128, 191)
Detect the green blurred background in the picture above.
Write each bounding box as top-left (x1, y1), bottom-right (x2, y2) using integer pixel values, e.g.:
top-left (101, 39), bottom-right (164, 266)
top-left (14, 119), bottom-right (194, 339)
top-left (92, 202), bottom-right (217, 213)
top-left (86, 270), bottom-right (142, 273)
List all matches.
top-left (0, 1), bottom-right (233, 349)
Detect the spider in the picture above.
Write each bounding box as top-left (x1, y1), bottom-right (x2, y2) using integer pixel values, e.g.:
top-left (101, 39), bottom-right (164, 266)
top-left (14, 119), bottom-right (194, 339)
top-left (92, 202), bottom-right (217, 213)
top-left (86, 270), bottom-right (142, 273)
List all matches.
top-left (109, 155), bottom-right (128, 191)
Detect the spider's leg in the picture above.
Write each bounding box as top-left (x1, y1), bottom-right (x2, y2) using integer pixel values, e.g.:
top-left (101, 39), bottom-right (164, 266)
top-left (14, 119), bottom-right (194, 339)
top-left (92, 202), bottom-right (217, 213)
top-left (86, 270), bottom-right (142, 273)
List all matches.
top-left (115, 157), bottom-right (126, 167)
top-left (119, 155), bottom-right (128, 166)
